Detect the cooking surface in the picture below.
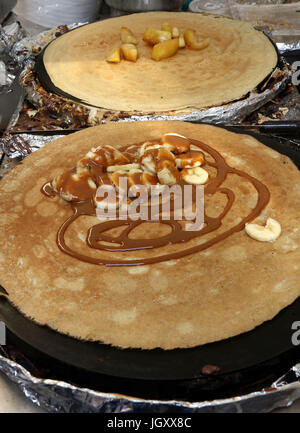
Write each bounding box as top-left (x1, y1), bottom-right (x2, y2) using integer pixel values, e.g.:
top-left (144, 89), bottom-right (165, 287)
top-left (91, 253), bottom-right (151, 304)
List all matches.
top-left (1, 126), bottom-right (300, 403)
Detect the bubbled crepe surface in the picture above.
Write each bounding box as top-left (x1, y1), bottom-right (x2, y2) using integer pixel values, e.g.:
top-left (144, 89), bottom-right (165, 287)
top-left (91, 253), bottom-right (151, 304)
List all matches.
top-left (42, 12), bottom-right (278, 112)
top-left (1, 121), bottom-right (300, 350)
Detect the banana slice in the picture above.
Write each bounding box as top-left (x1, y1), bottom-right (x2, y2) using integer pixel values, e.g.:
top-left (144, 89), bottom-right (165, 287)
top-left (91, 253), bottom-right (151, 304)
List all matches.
top-left (245, 218), bottom-right (281, 242)
top-left (161, 23), bottom-right (172, 34)
top-left (139, 142), bottom-right (162, 157)
top-left (157, 160), bottom-right (179, 186)
top-left (178, 34), bottom-right (186, 48)
top-left (107, 163), bottom-right (141, 173)
top-left (143, 28), bottom-right (172, 45)
top-left (161, 133), bottom-right (190, 154)
top-left (94, 186), bottom-right (121, 211)
top-left (106, 46), bottom-right (121, 63)
top-left (181, 167), bottom-right (209, 185)
top-left (120, 43), bottom-right (138, 62)
top-left (141, 171), bottom-right (159, 190)
top-left (175, 152), bottom-right (204, 169)
top-left (53, 169), bottom-right (97, 202)
top-left (80, 145), bottom-right (129, 167)
top-left (120, 27), bottom-right (137, 45)
top-left (184, 29), bottom-right (210, 51)
top-left (172, 27), bottom-right (180, 38)
top-left (141, 154), bottom-right (156, 174)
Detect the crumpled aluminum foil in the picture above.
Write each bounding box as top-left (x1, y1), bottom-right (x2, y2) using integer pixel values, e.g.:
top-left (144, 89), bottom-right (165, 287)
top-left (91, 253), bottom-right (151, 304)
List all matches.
top-left (1, 133), bottom-right (65, 158)
top-left (10, 22), bottom-right (86, 64)
top-left (0, 21), bottom-right (25, 94)
top-left (1, 345), bottom-right (300, 413)
top-left (277, 41), bottom-right (300, 53)
top-left (0, 60), bottom-right (10, 86)
top-left (0, 21), bottom-right (25, 55)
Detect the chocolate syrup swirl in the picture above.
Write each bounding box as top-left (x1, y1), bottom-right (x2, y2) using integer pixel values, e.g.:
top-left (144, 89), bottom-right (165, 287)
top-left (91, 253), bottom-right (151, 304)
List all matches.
top-left (42, 138), bottom-right (270, 266)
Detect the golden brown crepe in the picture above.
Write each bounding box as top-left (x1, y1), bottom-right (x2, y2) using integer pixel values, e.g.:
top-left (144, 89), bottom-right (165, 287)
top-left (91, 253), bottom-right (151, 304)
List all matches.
top-left (1, 121), bottom-right (300, 350)
top-left (42, 12), bottom-right (278, 112)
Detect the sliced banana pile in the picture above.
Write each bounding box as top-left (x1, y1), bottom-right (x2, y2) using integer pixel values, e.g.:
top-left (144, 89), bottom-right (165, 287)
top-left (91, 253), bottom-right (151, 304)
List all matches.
top-left (245, 218), bottom-right (281, 242)
top-left (107, 27), bottom-right (138, 63)
top-left (52, 133), bottom-right (210, 207)
top-left (138, 133), bottom-right (209, 187)
top-left (106, 23), bottom-right (210, 63)
top-left (52, 134), bottom-right (282, 243)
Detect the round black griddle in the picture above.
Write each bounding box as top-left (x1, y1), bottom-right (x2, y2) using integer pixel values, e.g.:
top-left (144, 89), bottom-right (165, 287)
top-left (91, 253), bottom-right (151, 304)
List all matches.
top-left (35, 23), bottom-right (282, 109)
top-left (1, 129), bottom-right (300, 401)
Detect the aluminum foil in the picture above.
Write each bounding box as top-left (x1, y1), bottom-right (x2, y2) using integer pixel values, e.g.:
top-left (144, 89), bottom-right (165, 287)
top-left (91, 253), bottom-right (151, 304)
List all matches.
top-left (1, 345), bottom-right (300, 413)
top-left (0, 60), bottom-right (10, 87)
top-left (277, 41), bottom-right (300, 53)
top-left (0, 22), bottom-right (25, 94)
top-left (11, 22), bottom-right (86, 64)
top-left (1, 132), bottom-right (65, 158)
top-left (0, 21), bottom-right (25, 54)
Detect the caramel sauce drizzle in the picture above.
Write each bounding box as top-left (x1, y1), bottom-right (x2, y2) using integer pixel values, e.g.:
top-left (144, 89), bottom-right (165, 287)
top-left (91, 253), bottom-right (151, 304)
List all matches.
top-left (41, 138), bottom-right (270, 267)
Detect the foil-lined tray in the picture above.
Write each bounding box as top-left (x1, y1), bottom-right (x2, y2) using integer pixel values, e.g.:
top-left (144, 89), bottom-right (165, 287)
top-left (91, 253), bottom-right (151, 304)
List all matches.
top-left (0, 19), bottom-right (294, 131)
top-left (1, 130), bottom-right (300, 414)
top-left (1, 344), bottom-right (300, 413)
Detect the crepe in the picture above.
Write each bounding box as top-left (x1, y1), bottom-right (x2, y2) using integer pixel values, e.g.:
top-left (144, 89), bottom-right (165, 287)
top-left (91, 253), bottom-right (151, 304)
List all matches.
top-left (42, 12), bottom-right (278, 112)
top-left (1, 121), bottom-right (300, 350)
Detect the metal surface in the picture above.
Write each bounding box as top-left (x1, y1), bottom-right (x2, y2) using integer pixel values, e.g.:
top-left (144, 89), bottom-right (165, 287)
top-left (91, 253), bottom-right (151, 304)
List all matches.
top-left (1, 290), bottom-right (300, 383)
top-left (104, 0), bottom-right (185, 12)
top-left (229, 121), bottom-right (300, 137)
